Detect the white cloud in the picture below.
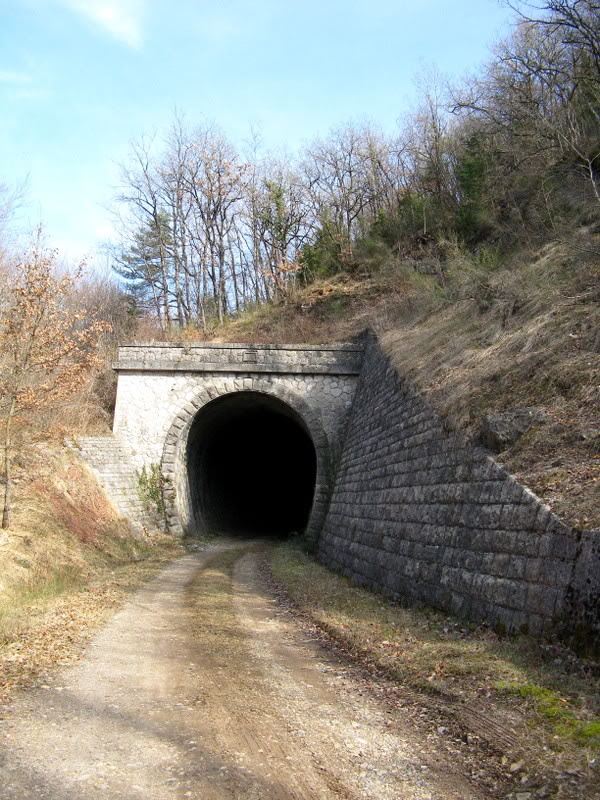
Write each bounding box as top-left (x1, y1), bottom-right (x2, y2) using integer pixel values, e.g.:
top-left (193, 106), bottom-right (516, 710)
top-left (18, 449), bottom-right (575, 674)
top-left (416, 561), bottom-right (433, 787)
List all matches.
top-left (10, 87), bottom-right (52, 101)
top-left (0, 70), bottom-right (33, 84)
top-left (58, 0), bottom-right (144, 48)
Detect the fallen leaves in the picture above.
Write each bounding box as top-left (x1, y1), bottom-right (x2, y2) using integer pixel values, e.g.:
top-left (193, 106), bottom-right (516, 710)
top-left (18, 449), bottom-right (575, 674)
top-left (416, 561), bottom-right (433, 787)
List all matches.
top-left (0, 547), bottom-right (179, 706)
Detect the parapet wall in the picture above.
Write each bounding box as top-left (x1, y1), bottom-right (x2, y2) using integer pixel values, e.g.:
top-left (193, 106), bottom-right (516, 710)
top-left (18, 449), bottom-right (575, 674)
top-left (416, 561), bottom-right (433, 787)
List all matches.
top-left (115, 342), bottom-right (363, 375)
top-left (319, 335), bottom-right (599, 638)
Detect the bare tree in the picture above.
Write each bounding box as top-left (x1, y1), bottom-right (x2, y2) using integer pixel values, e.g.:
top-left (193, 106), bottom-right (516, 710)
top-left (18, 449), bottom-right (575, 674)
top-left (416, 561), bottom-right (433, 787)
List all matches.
top-left (116, 137), bottom-right (175, 328)
top-left (454, 5), bottom-right (600, 210)
top-left (0, 244), bottom-right (108, 528)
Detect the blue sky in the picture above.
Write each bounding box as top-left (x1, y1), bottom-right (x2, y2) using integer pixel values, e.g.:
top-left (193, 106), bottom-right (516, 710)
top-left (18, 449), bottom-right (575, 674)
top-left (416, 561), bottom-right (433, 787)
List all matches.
top-left (1, 0), bottom-right (514, 264)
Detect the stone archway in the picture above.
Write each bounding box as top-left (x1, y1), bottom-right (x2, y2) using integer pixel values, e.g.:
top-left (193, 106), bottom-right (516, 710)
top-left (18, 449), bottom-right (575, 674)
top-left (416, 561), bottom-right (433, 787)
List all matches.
top-left (80, 342), bottom-right (362, 538)
top-left (160, 377), bottom-right (332, 540)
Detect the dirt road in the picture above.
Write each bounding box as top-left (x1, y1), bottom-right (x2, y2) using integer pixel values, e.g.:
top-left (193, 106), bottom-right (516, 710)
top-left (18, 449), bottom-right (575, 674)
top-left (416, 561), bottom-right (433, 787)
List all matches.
top-left (0, 542), bottom-right (493, 799)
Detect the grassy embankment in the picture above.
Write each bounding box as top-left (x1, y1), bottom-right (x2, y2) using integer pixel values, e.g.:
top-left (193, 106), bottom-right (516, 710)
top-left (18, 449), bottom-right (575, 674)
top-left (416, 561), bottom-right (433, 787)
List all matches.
top-left (0, 444), bottom-right (183, 701)
top-left (218, 230), bottom-right (600, 758)
top-left (212, 231), bottom-right (600, 530)
top-left (271, 539), bottom-right (600, 786)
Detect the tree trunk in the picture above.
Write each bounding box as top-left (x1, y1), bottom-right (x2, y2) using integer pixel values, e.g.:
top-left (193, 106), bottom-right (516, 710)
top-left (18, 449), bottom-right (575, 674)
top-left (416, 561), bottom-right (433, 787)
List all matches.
top-left (2, 453), bottom-right (11, 529)
top-left (2, 403), bottom-right (15, 529)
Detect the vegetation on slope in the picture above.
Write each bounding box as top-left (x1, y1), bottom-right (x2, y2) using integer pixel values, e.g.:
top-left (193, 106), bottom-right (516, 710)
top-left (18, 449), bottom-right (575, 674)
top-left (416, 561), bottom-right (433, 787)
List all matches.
top-left (271, 539), bottom-right (600, 795)
top-left (0, 444), bottom-right (182, 701)
top-left (211, 229), bottom-right (599, 530)
top-left (109, 3), bottom-right (600, 333)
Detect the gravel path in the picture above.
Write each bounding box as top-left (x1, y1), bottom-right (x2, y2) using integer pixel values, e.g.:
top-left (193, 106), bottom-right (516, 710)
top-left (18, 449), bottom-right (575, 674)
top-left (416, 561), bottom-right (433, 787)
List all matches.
top-left (0, 542), bottom-right (491, 799)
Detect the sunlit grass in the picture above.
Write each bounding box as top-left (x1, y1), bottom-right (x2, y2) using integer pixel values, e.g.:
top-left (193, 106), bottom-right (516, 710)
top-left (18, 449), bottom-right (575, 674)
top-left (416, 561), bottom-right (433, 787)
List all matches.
top-left (271, 540), bottom-right (600, 753)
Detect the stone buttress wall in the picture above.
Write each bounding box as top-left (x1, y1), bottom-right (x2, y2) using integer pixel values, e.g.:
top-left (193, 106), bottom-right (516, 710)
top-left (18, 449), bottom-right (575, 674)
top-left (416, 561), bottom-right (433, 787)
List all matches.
top-left (566, 530), bottom-right (600, 641)
top-left (74, 436), bottom-right (159, 531)
top-left (319, 336), bottom-right (599, 636)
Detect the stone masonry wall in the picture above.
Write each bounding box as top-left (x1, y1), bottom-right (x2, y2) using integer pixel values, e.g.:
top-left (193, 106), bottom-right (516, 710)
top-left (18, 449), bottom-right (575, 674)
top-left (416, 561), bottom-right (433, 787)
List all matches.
top-left (566, 530), bottom-right (600, 642)
top-left (116, 342), bottom-right (363, 375)
top-left (319, 336), bottom-right (599, 636)
top-left (84, 342), bottom-right (363, 537)
top-left (74, 436), bottom-right (159, 531)
top-left (113, 371), bottom-right (357, 471)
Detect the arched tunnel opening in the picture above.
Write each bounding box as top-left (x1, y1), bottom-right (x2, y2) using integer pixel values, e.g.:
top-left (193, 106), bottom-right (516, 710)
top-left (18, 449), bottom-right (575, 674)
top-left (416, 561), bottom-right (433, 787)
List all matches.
top-left (186, 392), bottom-right (318, 537)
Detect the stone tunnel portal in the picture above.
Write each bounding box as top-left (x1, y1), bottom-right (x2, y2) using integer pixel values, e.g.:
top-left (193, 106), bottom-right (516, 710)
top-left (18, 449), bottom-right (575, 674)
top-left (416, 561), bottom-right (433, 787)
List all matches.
top-left (187, 392), bottom-right (318, 537)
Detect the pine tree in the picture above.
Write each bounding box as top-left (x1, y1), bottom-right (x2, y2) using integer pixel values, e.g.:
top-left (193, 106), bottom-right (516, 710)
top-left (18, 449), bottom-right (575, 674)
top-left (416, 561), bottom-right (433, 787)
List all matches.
top-left (113, 212), bottom-right (175, 328)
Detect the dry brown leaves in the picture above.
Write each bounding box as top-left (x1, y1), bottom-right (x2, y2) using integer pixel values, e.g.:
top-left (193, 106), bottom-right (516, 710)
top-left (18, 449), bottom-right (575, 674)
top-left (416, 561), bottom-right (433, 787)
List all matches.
top-left (0, 548), bottom-right (179, 707)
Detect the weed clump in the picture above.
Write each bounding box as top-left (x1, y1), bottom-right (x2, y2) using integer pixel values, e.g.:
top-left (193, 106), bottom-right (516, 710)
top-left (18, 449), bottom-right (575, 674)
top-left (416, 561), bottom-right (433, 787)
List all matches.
top-left (500, 683), bottom-right (600, 748)
top-left (136, 463), bottom-right (166, 517)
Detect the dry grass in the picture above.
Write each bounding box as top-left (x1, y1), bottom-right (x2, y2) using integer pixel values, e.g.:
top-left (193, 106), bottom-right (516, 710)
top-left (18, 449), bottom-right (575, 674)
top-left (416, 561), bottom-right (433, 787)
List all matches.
top-left (0, 542), bottom-right (180, 701)
top-left (380, 239), bottom-right (600, 528)
top-left (271, 540), bottom-right (600, 784)
top-left (0, 443), bottom-right (183, 699)
top-left (211, 231), bottom-right (600, 528)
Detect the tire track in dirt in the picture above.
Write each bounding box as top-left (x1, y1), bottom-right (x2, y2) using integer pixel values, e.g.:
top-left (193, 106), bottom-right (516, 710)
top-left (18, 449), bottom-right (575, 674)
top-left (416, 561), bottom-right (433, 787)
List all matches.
top-left (0, 541), bottom-right (494, 799)
top-left (229, 548), bottom-right (490, 800)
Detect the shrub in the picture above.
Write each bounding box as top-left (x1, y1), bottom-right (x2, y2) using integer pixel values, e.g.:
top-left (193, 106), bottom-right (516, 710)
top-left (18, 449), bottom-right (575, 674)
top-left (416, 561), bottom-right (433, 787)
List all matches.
top-left (136, 464), bottom-right (165, 517)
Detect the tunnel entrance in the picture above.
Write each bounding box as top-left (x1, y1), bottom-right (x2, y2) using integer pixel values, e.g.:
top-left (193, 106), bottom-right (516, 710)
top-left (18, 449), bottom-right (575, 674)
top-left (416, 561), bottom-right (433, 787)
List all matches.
top-left (186, 392), bottom-right (318, 537)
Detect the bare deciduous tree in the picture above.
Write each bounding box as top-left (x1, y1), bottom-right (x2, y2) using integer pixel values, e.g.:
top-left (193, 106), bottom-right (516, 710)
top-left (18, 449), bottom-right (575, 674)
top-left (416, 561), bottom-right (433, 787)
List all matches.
top-left (0, 244), bottom-right (109, 528)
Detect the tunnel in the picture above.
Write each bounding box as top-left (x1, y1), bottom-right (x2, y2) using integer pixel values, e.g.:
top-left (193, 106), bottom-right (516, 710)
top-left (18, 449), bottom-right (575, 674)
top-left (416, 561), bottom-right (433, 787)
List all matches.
top-left (186, 391), bottom-right (318, 537)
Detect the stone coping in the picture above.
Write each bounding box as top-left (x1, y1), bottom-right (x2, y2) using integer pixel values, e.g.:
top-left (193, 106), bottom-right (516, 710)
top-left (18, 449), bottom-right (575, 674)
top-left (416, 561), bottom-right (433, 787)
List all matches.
top-left (115, 342), bottom-right (364, 376)
top-left (118, 342), bottom-right (363, 351)
top-left (114, 363), bottom-right (361, 375)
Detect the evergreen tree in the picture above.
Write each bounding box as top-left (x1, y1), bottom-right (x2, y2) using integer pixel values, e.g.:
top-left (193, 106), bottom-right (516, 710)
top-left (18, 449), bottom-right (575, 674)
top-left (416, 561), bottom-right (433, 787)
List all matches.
top-left (113, 212), bottom-right (175, 328)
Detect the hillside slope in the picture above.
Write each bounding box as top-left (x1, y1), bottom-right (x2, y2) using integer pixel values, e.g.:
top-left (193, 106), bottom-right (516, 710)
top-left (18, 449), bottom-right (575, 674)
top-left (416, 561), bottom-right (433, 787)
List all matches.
top-left (211, 232), bottom-right (600, 529)
top-left (0, 444), bottom-right (181, 701)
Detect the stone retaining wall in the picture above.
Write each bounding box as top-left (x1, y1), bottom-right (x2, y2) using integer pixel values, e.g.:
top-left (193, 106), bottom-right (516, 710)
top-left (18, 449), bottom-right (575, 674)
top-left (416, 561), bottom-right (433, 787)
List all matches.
top-left (319, 335), bottom-right (600, 637)
top-left (74, 437), bottom-right (159, 531)
top-left (566, 530), bottom-right (600, 643)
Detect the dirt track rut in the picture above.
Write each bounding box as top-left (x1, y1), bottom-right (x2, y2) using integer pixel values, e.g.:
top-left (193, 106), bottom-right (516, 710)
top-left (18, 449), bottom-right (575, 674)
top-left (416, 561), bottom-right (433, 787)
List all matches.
top-left (0, 542), bottom-right (491, 799)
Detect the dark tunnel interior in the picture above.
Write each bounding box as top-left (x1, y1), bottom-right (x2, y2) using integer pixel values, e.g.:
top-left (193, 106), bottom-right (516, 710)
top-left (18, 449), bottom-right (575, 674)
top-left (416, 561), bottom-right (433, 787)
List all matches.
top-left (187, 392), bottom-right (318, 537)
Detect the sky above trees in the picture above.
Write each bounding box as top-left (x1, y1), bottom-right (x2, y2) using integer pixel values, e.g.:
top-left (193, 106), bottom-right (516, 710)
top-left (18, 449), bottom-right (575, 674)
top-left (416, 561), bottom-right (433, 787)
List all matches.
top-left (1, 0), bottom-right (513, 263)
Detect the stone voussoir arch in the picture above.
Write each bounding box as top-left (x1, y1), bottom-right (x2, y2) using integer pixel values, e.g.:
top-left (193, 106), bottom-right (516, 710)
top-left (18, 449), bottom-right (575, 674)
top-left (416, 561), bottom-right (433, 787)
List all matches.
top-left (160, 376), bottom-right (332, 538)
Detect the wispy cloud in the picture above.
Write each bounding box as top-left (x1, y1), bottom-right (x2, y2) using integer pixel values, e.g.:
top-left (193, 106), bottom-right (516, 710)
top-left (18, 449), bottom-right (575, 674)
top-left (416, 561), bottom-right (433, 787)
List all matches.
top-left (58, 0), bottom-right (145, 48)
top-left (0, 70), bottom-right (33, 85)
top-left (10, 87), bottom-right (52, 101)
